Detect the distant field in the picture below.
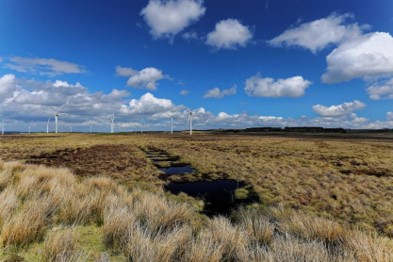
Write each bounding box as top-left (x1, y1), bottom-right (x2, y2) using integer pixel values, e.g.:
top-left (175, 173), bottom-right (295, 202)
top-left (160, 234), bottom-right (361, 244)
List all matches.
top-left (1, 132), bottom-right (393, 236)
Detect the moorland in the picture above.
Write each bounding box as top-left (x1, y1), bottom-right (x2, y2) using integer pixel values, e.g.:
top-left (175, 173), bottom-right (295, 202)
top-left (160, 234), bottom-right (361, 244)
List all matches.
top-left (0, 132), bottom-right (393, 261)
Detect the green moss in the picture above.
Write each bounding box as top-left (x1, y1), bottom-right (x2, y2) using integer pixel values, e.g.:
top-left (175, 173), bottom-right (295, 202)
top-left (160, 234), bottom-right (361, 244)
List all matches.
top-left (234, 188), bottom-right (249, 200)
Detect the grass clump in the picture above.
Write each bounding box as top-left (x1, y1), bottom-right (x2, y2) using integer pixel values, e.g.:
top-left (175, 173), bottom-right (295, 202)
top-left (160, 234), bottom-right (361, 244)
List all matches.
top-left (2, 199), bottom-right (48, 247)
top-left (234, 187), bottom-right (249, 200)
top-left (43, 228), bottom-right (86, 262)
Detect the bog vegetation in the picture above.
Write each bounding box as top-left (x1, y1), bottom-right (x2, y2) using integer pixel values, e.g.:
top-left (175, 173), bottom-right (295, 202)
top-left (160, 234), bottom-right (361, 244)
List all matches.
top-left (0, 133), bottom-right (393, 261)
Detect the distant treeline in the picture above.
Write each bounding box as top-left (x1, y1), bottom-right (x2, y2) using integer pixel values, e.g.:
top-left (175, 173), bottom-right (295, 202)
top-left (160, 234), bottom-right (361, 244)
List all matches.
top-left (217, 127), bottom-right (393, 133)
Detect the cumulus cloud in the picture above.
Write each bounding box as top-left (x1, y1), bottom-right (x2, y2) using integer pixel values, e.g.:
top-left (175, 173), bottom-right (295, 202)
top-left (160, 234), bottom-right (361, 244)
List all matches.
top-left (121, 92), bottom-right (174, 114)
top-left (116, 66), bottom-right (165, 90)
top-left (322, 32), bottom-right (393, 83)
top-left (366, 78), bottom-right (393, 100)
top-left (0, 74), bottom-right (131, 127)
top-left (206, 19), bottom-right (253, 49)
top-left (4, 56), bottom-right (85, 77)
top-left (115, 66), bottom-right (138, 77)
top-left (0, 74), bottom-right (17, 99)
top-left (204, 85), bottom-right (236, 98)
top-left (312, 100), bottom-right (366, 117)
top-left (269, 13), bottom-right (366, 53)
top-left (244, 74), bottom-right (311, 98)
top-left (141, 0), bottom-right (205, 39)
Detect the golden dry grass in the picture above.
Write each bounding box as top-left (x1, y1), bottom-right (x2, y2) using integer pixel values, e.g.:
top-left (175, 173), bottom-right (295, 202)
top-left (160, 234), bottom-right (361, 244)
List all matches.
top-left (0, 159), bottom-right (391, 261)
top-left (43, 228), bottom-right (86, 262)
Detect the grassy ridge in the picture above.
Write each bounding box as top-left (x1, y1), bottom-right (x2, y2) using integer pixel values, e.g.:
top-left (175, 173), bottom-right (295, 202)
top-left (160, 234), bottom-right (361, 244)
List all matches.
top-left (0, 160), bottom-right (392, 261)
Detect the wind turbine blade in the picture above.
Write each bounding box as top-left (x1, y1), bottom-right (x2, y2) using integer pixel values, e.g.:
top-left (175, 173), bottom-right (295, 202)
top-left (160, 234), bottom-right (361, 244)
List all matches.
top-left (56, 103), bottom-right (66, 114)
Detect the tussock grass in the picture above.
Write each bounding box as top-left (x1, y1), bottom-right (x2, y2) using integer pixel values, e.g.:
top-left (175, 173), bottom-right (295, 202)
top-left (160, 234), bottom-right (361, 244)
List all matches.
top-left (237, 209), bottom-right (275, 246)
top-left (0, 159), bottom-right (392, 261)
top-left (280, 211), bottom-right (347, 247)
top-left (132, 192), bottom-right (195, 233)
top-left (0, 188), bottom-right (19, 229)
top-left (43, 228), bottom-right (86, 262)
top-left (2, 198), bottom-right (49, 247)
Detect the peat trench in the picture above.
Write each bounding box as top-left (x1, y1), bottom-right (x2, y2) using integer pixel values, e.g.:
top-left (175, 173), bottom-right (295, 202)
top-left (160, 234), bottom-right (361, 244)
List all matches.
top-left (143, 147), bottom-right (259, 216)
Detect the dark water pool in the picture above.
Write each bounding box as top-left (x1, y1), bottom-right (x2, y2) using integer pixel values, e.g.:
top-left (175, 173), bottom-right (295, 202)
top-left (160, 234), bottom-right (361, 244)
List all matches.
top-left (160, 165), bottom-right (195, 176)
top-left (164, 179), bottom-right (258, 216)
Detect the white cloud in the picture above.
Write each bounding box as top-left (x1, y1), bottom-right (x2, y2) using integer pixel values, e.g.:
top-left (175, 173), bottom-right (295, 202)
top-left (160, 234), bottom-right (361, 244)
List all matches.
top-left (258, 116), bottom-right (284, 122)
top-left (204, 85), bottom-right (236, 98)
top-left (116, 66), bottom-right (165, 90)
top-left (1, 75), bottom-right (392, 131)
top-left (0, 74), bottom-right (17, 99)
top-left (115, 66), bottom-right (138, 77)
top-left (0, 74), bottom-right (132, 130)
top-left (322, 32), bottom-right (393, 83)
top-left (312, 100), bottom-right (366, 117)
top-left (269, 13), bottom-right (366, 53)
top-left (387, 112), bottom-right (393, 121)
top-left (216, 112), bottom-right (231, 120)
top-left (366, 78), bottom-right (393, 100)
top-left (53, 80), bottom-right (84, 89)
top-left (244, 74), bottom-right (311, 98)
top-left (206, 19), bottom-right (253, 50)
top-left (180, 89), bottom-right (189, 95)
top-left (121, 92), bottom-right (174, 115)
top-left (5, 56), bottom-right (85, 77)
top-left (351, 114), bottom-right (368, 123)
top-left (141, 0), bottom-right (205, 39)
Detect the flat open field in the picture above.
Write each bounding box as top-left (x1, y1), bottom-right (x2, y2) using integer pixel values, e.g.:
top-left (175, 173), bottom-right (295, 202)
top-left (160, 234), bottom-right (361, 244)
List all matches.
top-left (1, 132), bottom-right (393, 235)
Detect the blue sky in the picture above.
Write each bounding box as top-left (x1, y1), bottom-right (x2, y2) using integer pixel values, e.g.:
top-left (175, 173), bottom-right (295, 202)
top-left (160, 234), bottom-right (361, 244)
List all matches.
top-left (1, 0), bottom-right (393, 132)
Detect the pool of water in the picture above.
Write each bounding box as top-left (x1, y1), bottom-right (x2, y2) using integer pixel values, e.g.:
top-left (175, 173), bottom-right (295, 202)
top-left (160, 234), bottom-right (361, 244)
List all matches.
top-left (159, 165), bottom-right (195, 176)
top-left (164, 179), bottom-right (257, 216)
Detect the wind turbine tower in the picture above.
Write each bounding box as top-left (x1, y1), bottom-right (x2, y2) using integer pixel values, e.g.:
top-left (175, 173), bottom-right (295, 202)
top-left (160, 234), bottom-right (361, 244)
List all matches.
top-left (54, 103), bottom-right (66, 134)
top-left (168, 114), bottom-right (174, 134)
top-left (188, 111), bottom-right (193, 135)
top-left (54, 113), bottom-right (59, 133)
top-left (110, 112), bottom-right (115, 133)
top-left (47, 116), bottom-right (51, 133)
top-left (0, 115), bottom-right (3, 135)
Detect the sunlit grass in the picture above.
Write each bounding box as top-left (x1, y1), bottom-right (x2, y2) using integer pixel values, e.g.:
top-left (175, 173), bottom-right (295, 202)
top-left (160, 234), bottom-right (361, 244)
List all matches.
top-left (0, 159), bottom-right (392, 261)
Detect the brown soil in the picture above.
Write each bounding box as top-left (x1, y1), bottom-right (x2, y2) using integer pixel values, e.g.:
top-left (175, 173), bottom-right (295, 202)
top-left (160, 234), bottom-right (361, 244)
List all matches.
top-left (26, 144), bottom-right (160, 185)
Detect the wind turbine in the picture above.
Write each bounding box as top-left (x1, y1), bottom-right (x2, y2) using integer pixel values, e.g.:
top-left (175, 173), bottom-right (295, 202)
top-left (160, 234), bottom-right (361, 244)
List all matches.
top-left (48, 103), bottom-right (66, 134)
top-left (187, 111), bottom-right (193, 135)
top-left (0, 114), bottom-right (3, 135)
top-left (110, 112), bottom-right (115, 133)
top-left (46, 116), bottom-right (51, 133)
top-left (168, 114), bottom-right (174, 134)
